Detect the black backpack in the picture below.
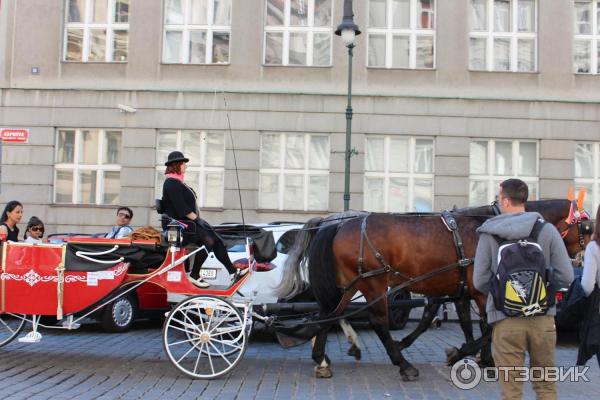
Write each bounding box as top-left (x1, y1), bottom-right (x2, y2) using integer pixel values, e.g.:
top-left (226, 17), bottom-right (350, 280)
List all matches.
top-left (489, 219), bottom-right (555, 317)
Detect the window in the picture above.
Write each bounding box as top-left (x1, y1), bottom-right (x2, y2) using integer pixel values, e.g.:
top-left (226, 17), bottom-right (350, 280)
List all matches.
top-left (469, 0), bottom-right (537, 72)
top-left (155, 131), bottom-right (225, 208)
top-left (55, 129), bottom-right (122, 204)
top-left (163, 0), bottom-right (232, 64)
top-left (469, 139), bottom-right (538, 205)
top-left (574, 1), bottom-right (600, 73)
top-left (364, 136), bottom-right (434, 212)
top-left (259, 133), bottom-right (330, 210)
top-left (367, 0), bottom-right (435, 69)
top-left (64, 0), bottom-right (129, 62)
top-left (574, 142), bottom-right (600, 213)
top-left (264, 0), bottom-right (333, 66)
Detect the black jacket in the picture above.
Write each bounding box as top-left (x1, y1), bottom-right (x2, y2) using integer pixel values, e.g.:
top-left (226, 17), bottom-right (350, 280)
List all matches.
top-left (562, 278), bottom-right (600, 367)
top-left (161, 178), bottom-right (198, 229)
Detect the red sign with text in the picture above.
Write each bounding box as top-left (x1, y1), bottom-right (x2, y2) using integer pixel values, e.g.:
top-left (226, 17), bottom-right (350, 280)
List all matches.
top-left (0, 128), bottom-right (29, 143)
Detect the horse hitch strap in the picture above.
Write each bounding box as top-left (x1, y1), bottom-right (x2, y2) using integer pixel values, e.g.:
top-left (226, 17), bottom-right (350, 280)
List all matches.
top-left (441, 210), bottom-right (472, 296)
top-left (346, 215), bottom-right (408, 293)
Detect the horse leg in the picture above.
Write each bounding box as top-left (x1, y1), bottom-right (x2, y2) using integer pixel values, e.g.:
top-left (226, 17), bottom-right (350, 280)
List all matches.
top-left (477, 317), bottom-right (494, 368)
top-left (445, 297), bottom-right (475, 364)
top-left (339, 319), bottom-right (362, 361)
top-left (366, 294), bottom-right (419, 381)
top-left (312, 324), bottom-right (333, 378)
top-left (397, 302), bottom-right (440, 351)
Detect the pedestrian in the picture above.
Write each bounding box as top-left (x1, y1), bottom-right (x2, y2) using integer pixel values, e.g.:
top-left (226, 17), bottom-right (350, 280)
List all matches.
top-left (105, 207), bottom-right (134, 239)
top-left (160, 151), bottom-right (240, 288)
top-left (0, 200), bottom-right (23, 242)
top-left (473, 178), bottom-right (573, 400)
top-left (23, 216), bottom-right (45, 244)
top-left (581, 204), bottom-right (600, 296)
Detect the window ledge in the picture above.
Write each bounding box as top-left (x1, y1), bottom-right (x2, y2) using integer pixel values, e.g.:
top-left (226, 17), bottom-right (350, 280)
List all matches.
top-left (61, 61), bottom-right (128, 64)
top-left (50, 203), bottom-right (125, 209)
top-left (468, 69), bottom-right (539, 75)
top-left (199, 207), bottom-right (225, 212)
top-left (366, 66), bottom-right (436, 71)
top-left (256, 209), bottom-right (330, 214)
top-left (262, 64), bottom-right (333, 68)
top-left (160, 62), bottom-right (231, 66)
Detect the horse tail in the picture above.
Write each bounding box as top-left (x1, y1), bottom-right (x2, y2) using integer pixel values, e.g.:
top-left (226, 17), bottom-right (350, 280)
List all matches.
top-left (274, 217), bottom-right (324, 300)
top-left (308, 223), bottom-right (343, 313)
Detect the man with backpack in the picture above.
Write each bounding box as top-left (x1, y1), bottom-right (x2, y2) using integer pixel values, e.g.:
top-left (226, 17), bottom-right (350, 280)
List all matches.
top-left (473, 178), bottom-right (573, 400)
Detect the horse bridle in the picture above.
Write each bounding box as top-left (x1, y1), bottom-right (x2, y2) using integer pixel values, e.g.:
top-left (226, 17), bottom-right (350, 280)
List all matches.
top-left (559, 202), bottom-right (594, 266)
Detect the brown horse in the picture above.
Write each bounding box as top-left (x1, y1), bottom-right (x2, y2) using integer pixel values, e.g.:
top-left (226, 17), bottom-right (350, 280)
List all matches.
top-left (286, 200), bottom-right (591, 381)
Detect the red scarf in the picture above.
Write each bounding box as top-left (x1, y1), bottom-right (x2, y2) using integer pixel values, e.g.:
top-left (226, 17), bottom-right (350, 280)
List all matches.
top-left (165, 173), bottom-right (184, 182)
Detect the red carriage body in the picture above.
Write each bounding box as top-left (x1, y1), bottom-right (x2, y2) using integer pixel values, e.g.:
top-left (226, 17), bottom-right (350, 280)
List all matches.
top-left (0, 238), bottom-right (251, 318)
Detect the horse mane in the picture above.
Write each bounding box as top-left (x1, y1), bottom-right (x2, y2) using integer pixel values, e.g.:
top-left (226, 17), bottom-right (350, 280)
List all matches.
top-left (274, 210), bottom-right (367, 300)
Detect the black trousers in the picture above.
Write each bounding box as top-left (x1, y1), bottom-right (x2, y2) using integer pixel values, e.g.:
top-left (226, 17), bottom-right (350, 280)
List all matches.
top-left (182, 219), bottom-right (236, 278)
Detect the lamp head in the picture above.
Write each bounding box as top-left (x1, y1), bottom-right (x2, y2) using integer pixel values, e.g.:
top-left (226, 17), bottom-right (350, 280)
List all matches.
top-left (335, 0), bottom-right (361, 46)
top-left (166, 222), bottom-right (182, 248)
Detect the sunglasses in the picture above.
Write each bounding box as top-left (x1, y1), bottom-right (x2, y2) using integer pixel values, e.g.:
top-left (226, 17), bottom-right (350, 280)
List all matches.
top-left (30, 226), bottom-right (44, 232)
top-left (117, 213), bottom-right (132, 219)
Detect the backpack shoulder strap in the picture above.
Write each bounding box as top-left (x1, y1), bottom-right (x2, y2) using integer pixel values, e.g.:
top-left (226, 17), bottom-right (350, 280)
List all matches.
top-left (529, 218), bottom-right (546, 241)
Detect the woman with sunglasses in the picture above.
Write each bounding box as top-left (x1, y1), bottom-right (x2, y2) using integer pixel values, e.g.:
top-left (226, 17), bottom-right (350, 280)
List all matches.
top-left (105, 207), bottom-right (134, 239)
top-left (24, 216), bottom-right (45, 244)
top-left (0, 200), bottom-right (23, 242)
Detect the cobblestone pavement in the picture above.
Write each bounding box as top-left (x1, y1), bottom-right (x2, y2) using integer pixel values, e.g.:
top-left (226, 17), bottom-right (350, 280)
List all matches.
top-left (0, 319), bottom-right (598, 400)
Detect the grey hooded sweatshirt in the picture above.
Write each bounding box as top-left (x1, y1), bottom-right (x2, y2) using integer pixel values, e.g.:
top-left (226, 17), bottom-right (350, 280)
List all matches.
top-left (473, 212), bottom-right (574, 324)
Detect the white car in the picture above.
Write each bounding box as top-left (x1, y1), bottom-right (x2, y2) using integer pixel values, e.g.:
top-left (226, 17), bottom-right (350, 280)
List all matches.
top-left (199, 223), bottom-right (304, 304)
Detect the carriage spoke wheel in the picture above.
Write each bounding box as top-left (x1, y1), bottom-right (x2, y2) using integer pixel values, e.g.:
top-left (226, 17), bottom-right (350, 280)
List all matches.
top-left (0, 314), bottom-right (26, 347)
top-left (163, 295), bottom-right (246, 379)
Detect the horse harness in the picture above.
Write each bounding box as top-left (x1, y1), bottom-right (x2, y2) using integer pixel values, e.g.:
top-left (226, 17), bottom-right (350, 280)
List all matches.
top-left (340, 212), bottom-right (474, 298)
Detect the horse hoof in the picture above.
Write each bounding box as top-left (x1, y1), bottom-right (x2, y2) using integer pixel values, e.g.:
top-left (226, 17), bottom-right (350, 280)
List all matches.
top-left (445, 346), bottom-right (460, 365)
top-left (347, 344), bottom-right (362, 361)
top-left (400, 365), bottom-right (419, 382)
top-left (315, 366), bottom-right (333, 379)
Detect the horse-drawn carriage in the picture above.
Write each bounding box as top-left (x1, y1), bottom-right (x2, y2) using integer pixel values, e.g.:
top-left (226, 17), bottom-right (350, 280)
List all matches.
top-left (0, 227), bottom-right (261, 379)
top-left (0, 196), bottom-right (594, 381)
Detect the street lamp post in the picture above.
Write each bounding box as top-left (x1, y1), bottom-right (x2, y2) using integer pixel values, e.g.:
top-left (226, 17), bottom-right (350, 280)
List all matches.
top-left (335, 0), bottom-right (360, 212)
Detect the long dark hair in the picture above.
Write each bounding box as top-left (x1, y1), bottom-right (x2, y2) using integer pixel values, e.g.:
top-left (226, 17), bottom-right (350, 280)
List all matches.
top-left (595, 204), bottom-right (600, 247)
top-left (1, 201), bottom-right (23, 224)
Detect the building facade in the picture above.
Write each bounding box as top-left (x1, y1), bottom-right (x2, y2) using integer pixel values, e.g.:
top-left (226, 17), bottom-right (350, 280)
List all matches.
top-left (1, 0), bottom-right (600, 234)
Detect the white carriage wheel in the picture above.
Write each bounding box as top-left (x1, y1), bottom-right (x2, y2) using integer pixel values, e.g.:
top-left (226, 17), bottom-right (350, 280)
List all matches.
top-left (0, 314), bottom-right (26, 347)
top-left (162, 295), bottom-right (247, 379)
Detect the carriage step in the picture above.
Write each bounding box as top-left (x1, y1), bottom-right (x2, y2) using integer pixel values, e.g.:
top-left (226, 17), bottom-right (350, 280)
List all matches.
top-left (18, 331), bottom-right (43, 343)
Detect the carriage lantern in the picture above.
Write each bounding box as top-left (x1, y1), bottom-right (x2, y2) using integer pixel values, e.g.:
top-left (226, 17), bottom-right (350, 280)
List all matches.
top-left (166, 221), bottom-right (182, 248)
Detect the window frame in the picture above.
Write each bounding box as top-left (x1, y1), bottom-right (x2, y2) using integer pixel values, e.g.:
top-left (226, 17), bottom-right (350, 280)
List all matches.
top-left (54, 129), bottom-right (123, 205)
top-left (366, 0), bottom-right (437, 69)
top-left (162, 0), bottom-right (232, 64)
top-left (468, 0), bottom-right (538, 72)
top-left (63, 0), bottom-right (130, 63)
top-left (574, 0), bottom-right (600, 74)
top-left (574, 142), bottom-right (600, 213)
top-left (363, 135), bottom-right (435, 212)
top-left (258, 133), bottom-right (330, 211)
top-left (155, 130), bottom-right (226, 208)
top-left (468, 138), bottom-right (539, 205)
top-left (263, 0), bottom-right (334, 67)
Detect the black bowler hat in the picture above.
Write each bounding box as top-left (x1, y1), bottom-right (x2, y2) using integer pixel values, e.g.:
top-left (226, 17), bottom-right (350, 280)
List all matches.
top-left (165, 151), bottom-right (190, 166)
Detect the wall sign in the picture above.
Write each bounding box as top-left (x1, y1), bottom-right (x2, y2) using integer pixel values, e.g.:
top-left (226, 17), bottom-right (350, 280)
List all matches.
top-left (0, 128), bottom-right (29, 143)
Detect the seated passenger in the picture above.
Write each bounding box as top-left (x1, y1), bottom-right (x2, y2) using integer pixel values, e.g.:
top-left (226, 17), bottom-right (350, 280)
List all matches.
top-left (0, 201), bottom-right (23, 242)
top-left (24, 216), bottom-right (45, 244)
top-left (105, 207), bottom-right (134, 239)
